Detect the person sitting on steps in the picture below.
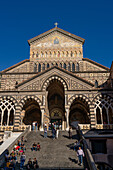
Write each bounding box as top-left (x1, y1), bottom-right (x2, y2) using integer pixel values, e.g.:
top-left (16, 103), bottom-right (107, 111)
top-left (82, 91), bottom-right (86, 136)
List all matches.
top-left (37, 143), bottom-right (40, 151)
top-left (31, 143), bottom-right (37, 151)
top-left (33, 158), bottom-right (39, 169)
top-left (26, 158), bottom-right (33, 169)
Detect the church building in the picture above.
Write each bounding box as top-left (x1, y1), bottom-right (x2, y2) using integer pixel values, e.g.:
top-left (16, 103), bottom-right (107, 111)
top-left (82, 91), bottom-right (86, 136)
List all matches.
top-left (0, 25), bottom-right (113, 132)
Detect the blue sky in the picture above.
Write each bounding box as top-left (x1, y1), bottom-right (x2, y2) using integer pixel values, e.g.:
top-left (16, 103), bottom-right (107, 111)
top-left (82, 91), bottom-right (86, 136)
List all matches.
top-left (0, 0), bottom-right (113, 71)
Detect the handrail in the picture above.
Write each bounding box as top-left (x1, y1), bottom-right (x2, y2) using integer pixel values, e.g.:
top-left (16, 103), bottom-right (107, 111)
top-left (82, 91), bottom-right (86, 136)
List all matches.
top-left (78, 125), bottom-right (97, 170)
top-left (0, 125), bottom-right (31, 168)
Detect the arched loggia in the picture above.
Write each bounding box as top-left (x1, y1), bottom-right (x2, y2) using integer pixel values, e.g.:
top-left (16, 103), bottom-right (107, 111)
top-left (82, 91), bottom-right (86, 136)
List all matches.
top-left (69, 98), bottom-right (90, 127)
top-left (22, 98), bottom-right (41, 130)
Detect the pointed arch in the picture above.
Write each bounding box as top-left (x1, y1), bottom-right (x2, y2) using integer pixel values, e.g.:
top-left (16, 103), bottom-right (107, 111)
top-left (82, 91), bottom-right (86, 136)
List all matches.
top-left (3, 109), bottom-right (8, 125)
top-left (38, 63), bottom-right (41, 72)
top-left (47, 63), bottom-right (50, 69)
top-left (96, 107), bottom-right (101, 124)
top-left (102, 107), bottom-right (108, 124)
top-left (63, 63), bottom-right (66, 70)
top-left (42, 63), bottom-right (45, 71)
top-left (76, 62), bottom-right (79, 71)
top-left (72, 63), bottom-right (75, 72)
top-left (9, 109), bottom-right (14, 125)
top-left (59, 63), bottom-right (62, 68)
top-left (34, 63), bottom-right (37, 72)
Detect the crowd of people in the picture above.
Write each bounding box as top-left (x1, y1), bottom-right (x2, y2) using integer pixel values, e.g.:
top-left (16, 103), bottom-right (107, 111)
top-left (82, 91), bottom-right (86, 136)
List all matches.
top-left (44, 124), bottom-right (59, 139)
top-left (4, 135), bottom-right (39, 170)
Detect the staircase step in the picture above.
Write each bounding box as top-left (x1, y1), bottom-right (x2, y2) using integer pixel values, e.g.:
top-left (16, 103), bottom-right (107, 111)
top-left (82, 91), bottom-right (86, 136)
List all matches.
top-left (15, 131), bottom-right (86, 169)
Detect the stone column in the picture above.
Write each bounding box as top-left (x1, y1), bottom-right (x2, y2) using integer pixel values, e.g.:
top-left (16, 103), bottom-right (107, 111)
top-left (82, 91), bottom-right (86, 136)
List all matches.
top-left (1, 110), bottom-right (4, 126)
top-left (7, 110), bottom-right (10, 126)
top-left (13, 105), bottom-right (21, 131)
top-left (106, 108), bottom-right (109, 124)
top-left (40, 108), bottom-right (45, 131)
top-left (90, 105), bottom-right (96, 129)
top-left (66, 108), bottom-right (69, 131)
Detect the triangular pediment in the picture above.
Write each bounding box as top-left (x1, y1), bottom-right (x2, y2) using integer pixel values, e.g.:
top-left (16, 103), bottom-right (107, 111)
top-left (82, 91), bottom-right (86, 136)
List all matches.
top-left (28, 27), bottom-right (85, 51)
top-left (17, 67), bottom-right (94, 91)
top-left (28, 27), bottom-right (85, 45)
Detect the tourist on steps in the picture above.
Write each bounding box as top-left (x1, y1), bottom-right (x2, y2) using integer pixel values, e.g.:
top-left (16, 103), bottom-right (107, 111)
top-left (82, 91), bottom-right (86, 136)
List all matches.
top-left (44, 125), bottom-right (47, 138)
top-left (20, 152), bottom-right (26, 169)
top-left (33, 158), bottom-right (39, 169)
top-left (77, 147), bottom-right (84, 166)
top-left (31, 143), bottom-right (37, 151)
top-left (69, 127), bottom-right (72, 139)
top-left (26, 158), bottom-right (33, 169)
top-left (52, 127), bottom-right (56, 139)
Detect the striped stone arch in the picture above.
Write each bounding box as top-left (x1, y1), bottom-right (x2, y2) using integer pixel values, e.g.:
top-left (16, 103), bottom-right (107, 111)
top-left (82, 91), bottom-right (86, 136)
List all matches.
top-left (92, 94), bottom-right (113, 105)
top-left (0, 95), bottom-right (18, 107)
top-left (42, 75), bottom-right (68, 91)
top-left (19, 95), bottom-right (42, 110)
top-left (68, 94), bottom-right (91, 108)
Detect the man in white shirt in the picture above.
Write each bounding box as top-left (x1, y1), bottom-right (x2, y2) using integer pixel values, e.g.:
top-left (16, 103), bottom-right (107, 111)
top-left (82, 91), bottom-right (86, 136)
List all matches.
top-left (77, 147), bottom-right (84, 166)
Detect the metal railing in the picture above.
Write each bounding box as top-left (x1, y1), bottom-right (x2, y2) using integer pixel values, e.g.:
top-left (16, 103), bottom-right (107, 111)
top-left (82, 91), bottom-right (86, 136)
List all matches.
top-left (78, 125), bottom-right (97, 170)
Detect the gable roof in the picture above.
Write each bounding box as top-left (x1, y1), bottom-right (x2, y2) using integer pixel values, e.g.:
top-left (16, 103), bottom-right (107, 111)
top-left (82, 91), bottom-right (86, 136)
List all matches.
top-left (16, 66), bottom-right (94, 88)
top-left (83, 58), bottom-right (110, 71)
top-left (1, 59), bottom-right (30, 73)
top-left (28, 27), bottom-right (85, 45)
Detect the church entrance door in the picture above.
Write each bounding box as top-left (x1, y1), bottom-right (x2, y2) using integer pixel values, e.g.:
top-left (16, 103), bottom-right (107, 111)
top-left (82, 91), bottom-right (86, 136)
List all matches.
top-left (47, 79), bottom-right (65, 130)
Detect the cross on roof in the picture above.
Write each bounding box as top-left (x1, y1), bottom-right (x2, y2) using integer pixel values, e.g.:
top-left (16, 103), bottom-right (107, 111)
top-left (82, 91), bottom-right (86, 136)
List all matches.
top-left (54, 22), bottom-right (58, 27)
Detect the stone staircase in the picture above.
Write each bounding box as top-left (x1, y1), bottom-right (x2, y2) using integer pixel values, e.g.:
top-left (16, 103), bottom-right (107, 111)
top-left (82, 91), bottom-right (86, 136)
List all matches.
top-left (15, 130), bottom-right (87, 169)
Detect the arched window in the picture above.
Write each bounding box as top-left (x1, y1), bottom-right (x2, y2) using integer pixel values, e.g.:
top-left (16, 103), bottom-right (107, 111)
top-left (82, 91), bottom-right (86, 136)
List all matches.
top-left (9, 109), bottom-right (14, 125)
top-left (63, 63), bottom-right (66, 70)
top-left (50, 52), bottom-right (52, 57)
top-left (66, 51), bottom-right (68, 57)
top-left (76, 63), bottom-right (79, 71)
top-left (108, 107), bottom-right (113, 124)
top-left (3, 109), bottom-right (8, 125)
top-left (102, 107), bottom-right (108, 124)
top-left (68, 63), bottom-right (71, 71)
top-left (59, 63), bottom-right (62, 68)
top-left (96, 107), bottom-right (101, 124)
top-left (72, 63), bottom-right (75, 72)
top-left (75, 51), bottom-right (77, 56)
top-left (38, 63), bottom-right (41, 72)
top-left (36, 52), bottom-right (38, 58)
top-left (54, 38), bottom-right (59, 44)
top-left (42, 63), bottom-right (45, 71)
top-left (71, 51), bottom-right (73, 57)
top-left (47, 63), bottom-right (50, 69)
top-left (34, 63), bottom-right (37, 72)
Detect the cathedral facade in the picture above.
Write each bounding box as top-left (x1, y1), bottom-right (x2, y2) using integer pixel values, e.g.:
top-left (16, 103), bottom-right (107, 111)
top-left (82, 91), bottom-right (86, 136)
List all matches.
top-left (0, 26), bottom-right (113, 131)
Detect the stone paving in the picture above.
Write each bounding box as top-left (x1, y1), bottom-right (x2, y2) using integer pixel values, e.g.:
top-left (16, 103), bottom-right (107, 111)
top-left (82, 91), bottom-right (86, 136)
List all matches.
top-left (15, 130), bottom-right (87, 169)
